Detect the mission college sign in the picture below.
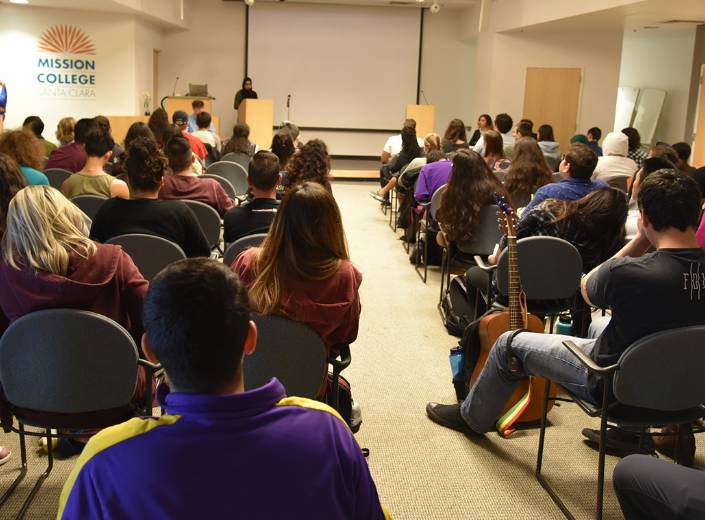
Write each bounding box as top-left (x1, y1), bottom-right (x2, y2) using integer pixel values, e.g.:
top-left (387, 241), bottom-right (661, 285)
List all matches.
top-left (36, 25), bottom-right (97, 99)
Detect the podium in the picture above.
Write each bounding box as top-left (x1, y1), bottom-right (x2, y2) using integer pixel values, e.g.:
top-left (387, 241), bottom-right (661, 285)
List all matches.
top-left (238, 99), bottom-right (274, 150)
top-left (406, 104), bottom-right (435, 137)
top-left (163, 96), bottom-right (220, 134)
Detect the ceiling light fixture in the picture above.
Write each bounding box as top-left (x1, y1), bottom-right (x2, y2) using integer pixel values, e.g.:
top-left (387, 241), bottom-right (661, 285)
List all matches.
top-left (9, 0), bottom-right (30, 4)
top-left (430, 1), bottom-right (440, 14)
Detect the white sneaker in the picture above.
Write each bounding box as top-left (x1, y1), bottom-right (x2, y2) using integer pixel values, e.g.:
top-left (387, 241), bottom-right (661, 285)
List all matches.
top-left (350, 401), bottom-right (362, 431)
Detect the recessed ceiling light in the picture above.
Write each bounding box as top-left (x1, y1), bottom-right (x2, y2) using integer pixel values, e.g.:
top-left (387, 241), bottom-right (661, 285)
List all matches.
top-left (9, 0), bottom-right (30, 4)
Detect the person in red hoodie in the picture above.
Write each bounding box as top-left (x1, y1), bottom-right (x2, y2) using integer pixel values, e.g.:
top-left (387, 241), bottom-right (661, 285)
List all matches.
top-left (0, 185), bottom-right (149, 459)
top-left (172, 110), bottom-right (207, 161)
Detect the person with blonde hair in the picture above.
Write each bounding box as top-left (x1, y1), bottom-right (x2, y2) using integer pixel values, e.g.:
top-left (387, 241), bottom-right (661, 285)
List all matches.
top-left (0, 129), bottom-right (49, 186)
top-left (55, 117), bottom-right (76, 145)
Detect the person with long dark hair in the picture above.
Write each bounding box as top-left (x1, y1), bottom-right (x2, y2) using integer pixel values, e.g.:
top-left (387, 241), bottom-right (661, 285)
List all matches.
top-left (504, 138), bottom-right (553, 208)
top-left (469, 114), bottom-right (494, 146)
top-left (442, 119), bottom-right (469, 154)
top-left (234, 77), bottom-right (258, 110)
top-left (221, 123), bottom-right (257, 157)
top-left (270, 130), bottom-right (295, 195)
top-left (537, 124), bottom-right (560, 171)
top-left (371, 126), bottom-right (424, 202)
top-left (483, 130), bottom-right (511, 174)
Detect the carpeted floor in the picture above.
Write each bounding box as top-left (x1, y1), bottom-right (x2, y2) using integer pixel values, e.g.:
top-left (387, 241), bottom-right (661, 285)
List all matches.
top-left (0, 181), bottom-right (702, 519)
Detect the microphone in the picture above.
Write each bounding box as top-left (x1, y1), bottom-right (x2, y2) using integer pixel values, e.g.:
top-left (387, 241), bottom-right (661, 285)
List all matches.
top-left (420, 89), bottom-right (430, 105)
top-left (172, 76), bottom-right (180, 96)
top-left (286, 94), bottom-right (291, 108)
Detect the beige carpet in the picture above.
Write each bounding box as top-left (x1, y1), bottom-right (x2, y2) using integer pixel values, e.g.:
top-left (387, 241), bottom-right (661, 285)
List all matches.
top-left (0, 181), bottom-right (702, 519)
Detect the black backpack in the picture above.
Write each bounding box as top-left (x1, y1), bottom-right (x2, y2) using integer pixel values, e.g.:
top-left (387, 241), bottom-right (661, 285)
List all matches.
top-left (440, 274), bottom-right (476, 337)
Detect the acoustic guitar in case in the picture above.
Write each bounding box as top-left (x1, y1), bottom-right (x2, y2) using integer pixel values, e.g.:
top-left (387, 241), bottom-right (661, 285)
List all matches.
top-left (472, 194), bottom-right (556, 436)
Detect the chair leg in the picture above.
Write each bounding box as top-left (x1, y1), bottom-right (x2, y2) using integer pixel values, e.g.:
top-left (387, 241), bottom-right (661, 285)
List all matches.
top-left (15, 428), bottom-right (54, 520)
top-left (439, 247), bottom-right (448, 302)
top-left (535, 382), bottom-right (576, 520)
top-left (423, 229), bottom-right (429, 283)
top-left (0, 423), bottom-right (28, 509)
top-left (595, 384), bottom-right (610, 520)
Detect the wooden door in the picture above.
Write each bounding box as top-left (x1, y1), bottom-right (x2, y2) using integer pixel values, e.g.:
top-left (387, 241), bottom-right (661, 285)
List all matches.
top-left (523, 68), bottom-right (582, 154)
top-left (693, 65), bottom-right (705, 168)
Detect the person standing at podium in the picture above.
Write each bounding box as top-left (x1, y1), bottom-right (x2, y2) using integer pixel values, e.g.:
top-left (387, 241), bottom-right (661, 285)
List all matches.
top-left (234, 77), bottom-right (258, 110)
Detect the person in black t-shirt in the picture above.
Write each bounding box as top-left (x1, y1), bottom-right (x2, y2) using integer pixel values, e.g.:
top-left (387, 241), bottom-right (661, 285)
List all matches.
top-left (223, 151), bottom-right (279, 244)
top-left (90, 137), bottom-right (210, 258)
top-left (426, 169), bottom-right (705, 448)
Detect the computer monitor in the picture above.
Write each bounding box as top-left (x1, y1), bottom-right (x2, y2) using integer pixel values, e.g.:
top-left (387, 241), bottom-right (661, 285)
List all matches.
top-left (188, 83), bottom-right (208, 97)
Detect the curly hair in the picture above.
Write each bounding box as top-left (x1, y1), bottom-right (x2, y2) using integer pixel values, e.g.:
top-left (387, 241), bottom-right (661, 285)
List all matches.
top-left (504, 138), bottom-right (552, 204)
top-left (437, 149), bottom-right (504, 243)
top-left (125, 137), bottom-right (168, 192)
top-left (287, 139), bottom-right (331, 190)
top-left (55, 117), bottom-right (76, 145)
top-left (0, 130), bottom-right (44, 170)
top-left (0, 152), bottom-right (27, 236)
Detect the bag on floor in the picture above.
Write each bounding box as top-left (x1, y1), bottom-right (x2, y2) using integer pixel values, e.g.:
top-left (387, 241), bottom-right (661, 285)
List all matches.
top-left (441, 274), bottom-right (476, 337)
top-left (325, 373), bottom-right (357, 432)
top-left (449, 316), bottom-right (485, 401)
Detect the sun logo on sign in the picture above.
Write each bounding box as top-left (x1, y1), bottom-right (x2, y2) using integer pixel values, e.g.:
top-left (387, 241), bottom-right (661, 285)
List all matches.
top-left (37, 25), bottom-right (96, 55)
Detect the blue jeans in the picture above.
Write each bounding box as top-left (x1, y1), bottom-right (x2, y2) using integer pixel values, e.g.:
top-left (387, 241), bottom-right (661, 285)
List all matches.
top-left (460, 317), bottom-right (610, 433)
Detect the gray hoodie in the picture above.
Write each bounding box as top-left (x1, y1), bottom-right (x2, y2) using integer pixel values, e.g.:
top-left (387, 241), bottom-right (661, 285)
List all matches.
top-left (538, 141), bottom-right (560, 172)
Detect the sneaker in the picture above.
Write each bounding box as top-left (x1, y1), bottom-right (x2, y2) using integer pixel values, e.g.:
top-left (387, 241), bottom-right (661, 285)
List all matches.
top-left (350, 401), bottom-right (362, 433)
top-left (0, 446), bottom-right (11, 466)
top-left (368, 191), bottom-right (389, 204)
top-left (652, 424), bottom-right (695, 467)
top-left (581, 427), bottom-right (655, 456)
top-left (426, 402), bottom-right (483, 436)
top-left (54, 438), bottom-right (86, 459)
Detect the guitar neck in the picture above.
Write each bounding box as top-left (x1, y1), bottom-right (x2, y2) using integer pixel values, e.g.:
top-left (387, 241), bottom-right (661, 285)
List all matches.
top-left (507, 235), bottom-right (524, 330)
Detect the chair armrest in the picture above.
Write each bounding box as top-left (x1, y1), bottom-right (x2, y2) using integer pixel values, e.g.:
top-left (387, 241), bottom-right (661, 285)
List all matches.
top-left (328, 344), bottom-right (351, 375)
top-left (562, 340), bottom-right (618, 376)
top-left (138, 358), bottom-right (164, 415)
top-left (474, 255), bottom-right (497, 273)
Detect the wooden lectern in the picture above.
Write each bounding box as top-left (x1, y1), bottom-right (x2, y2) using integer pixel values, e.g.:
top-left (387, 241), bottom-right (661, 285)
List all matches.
top-left (238, 99), bottom-right (274, 150)
top-left (406, 104), bottom-right (435, 137)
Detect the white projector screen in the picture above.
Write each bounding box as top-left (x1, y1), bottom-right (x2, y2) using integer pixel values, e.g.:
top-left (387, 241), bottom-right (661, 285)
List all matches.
top-left (247, 3), bottom-right (421, 130)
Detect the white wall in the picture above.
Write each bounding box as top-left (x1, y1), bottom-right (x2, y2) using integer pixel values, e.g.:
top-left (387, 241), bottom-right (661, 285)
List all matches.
top-left (619, 27), bottom-right (698, 144)
top-left (134, 20), bottom-right (163, 115)
top-left (158, 0), bottom-right (246, 138)
top-left (420, 8), bottom-right (477, 136)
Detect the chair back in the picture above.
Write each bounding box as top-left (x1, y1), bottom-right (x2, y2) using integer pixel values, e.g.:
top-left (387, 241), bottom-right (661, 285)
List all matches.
top-left (44, 168), bottom-right (72, 190)
top-left (429, 184), bottom-right (447, 220)
top-left (201, 173), bottom-right (236, 199)
top-left (244, 315), bottom-right (327, 398)
top-left (0, 309), bottom-right (138, 413)
top-left (107, 233), bottom-right (186, 281)
top-left (181, 199), bottom-right (221, 249)
top-left (207, 161), bottom-right (249, 197)
top-left (221, 152), bottom-right (250, 172)
top-left (457, 205), bottom-right (501, 256)
top-left (607, 175), bottom-right (629, 193)
top-left (71, 195), bottom-right (107, 220)
top-left (398, 164), bottom-right (424, 191)
top-left (223, 233), bottom-right (267, 266)
top-left (495, 236), bottom-right (582, 301)
top-left (614, 326), bottom-right (705, 411)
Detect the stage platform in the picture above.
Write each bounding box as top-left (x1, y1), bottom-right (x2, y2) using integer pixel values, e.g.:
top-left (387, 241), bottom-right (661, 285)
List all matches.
top-left (330, 158), bottom-right (378, 180)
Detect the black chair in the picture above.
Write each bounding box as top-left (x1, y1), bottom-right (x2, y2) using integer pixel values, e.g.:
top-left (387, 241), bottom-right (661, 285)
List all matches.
top-left (201, 173), bottom-right (237, 200)
top-left (223, 233), bottom-right (267, 266)
top-left (438, 205), bottom-right (501, 303)
top-left (536, 326), bottom-right (705, 520)
top-left (107, 234), bottom-right (186, 281)
top-left (207, 161), bottom-right (249, 200)
top-left (221, 152), bottom-right (250, 172)
top-left (44, 168), bottom-right (72, 190)
top-left (0, 309), bottom-right (160, 519)
top-left (181, 199), bottom-right (222, 252)
top-left (414, 184), bottom-right (447, 283)
top-left (476, 236), bottom-right (582, 327)
top-left (71, 195), bottom-right (107, 220)
top-left (245, 315), bottom-right (327, 399)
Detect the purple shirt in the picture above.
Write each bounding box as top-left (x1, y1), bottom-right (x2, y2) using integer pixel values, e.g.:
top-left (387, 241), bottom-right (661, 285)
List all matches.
top-left (414, 160), bottom-right (452, 203)
top-left (58, 378), bottom-right (388, 520)
top-left (524, 176), bottom-right (608, 213)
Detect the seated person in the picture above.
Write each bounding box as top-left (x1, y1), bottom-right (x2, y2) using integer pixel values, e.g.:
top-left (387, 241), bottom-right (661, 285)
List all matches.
top-left (159, 136), bottom-right (234, 217)
top-left (232, 182), bottom-right (361, 360)
top-left (381, 118), bottom-right (424, 164)
top-left (426, 170), bottom-right (705, 445)
top-left (90, 137), bottom-right (210, 258)
top-left (187, 99), bottom-right (216, 134)
top-left (22, 115), bottom-right (56, 158)
top-left (280, 120), bottom-right (302, 149)
top-left (162, 124), bottom-right (203, 175)
top-left (483, 130), bottom-right (511, 174)
top-left (626, 157), bottom-right (674, 240)
top-left (0, 129), bottom-right (49, 186)
top-left (57, 259), bottom-right (388, 520)
top-left (523, 143), bottom-right (606, 213)
top-left (587, 126), bottom-right (603, 156)
top-left (287, 139), bottom-right (333, 193)
top-left (172, 111), bottom-right (207, 161)
top-left (270, 130), bottom-right (295, 196)
top-left (592, 131), bottom-right (638, 183)
top-left (614, 454), bottom-right (705, 520)
top-left (223, 151), bottom-right (279, 243)
top-left (191, 112), bottom-right (221, 152)
top-left (672, 142), bottom-right (697, 177)
top-left (46, 118), bottom-right (92, 173)
top-left (537, 124), bottom-right (561, 172)
top-left (55, 117), bottom-right (76, 146)
top-left (93, 116), bottom-right (124, 169)
top-left (503, 138), bottom-right (552, 208)
top-left (220, 122), bottom-right (257, 157)
top-left (473, 113), bottom-right (514, 157)
top-left (414, 155), bottom-right (452, 204)
top-left (622, 127), bottom-right (647, 168)
top-left (441, 119), bottom-right (470, 154)
top-left (436, 149), bottom-right (504, 249)
top-left (61, 124), bottom-right (129, 199)
top-left (371, 125), bottom-right (424, 202)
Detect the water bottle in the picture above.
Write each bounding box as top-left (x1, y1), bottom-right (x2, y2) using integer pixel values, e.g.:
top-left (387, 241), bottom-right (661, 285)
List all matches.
top-left (555, 315), bottom-right (573, 335)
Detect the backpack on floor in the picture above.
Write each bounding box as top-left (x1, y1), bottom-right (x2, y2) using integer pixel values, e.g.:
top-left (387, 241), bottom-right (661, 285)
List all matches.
top-left (440, 274), bottom-right (476, 337)
top-left (325, 373), bottom-right (358, 433)
top-left (449, 315), bottom-right (485, 401)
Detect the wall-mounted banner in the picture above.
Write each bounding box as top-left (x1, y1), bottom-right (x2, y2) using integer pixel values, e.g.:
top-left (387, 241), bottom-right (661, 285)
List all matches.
top-left (36, 25), bottom-right (97, 100)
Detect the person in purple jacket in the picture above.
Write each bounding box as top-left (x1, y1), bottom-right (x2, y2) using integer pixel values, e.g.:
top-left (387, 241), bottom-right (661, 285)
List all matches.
top-left (58, 258), bottom-right (391, 520)
top-left (414, 156), bottom-right (452, 203)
